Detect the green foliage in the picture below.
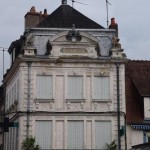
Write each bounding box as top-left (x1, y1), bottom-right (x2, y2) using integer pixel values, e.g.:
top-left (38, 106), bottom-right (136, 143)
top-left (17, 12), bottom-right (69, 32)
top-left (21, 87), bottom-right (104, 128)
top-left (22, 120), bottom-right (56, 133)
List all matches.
top-left (106, 140), bottom-right (117, 150)
top-left (22, 136), bottom-right (40, 150)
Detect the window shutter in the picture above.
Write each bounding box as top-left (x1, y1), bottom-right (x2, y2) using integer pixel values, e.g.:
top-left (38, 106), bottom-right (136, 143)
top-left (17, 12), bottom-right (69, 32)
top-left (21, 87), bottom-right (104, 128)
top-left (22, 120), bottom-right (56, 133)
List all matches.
top-left (35, 121), bottom-right (52, 149)
top-left (68, 76), bottom-right (83, 99)
top-left (37, 76), bottom-right (53, 99)
top-left (95, 121), bottom-right (111, 149)
top-left (94, 77), bottom-right (110, 99)
top-left (68, 121), bottom-right (84, 149)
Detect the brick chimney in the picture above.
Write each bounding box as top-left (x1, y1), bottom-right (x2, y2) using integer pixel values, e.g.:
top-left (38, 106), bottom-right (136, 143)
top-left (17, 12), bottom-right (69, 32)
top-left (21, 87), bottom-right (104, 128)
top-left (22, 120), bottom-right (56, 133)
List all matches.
top-left (109, 18), bottom-right (118, 37)
top-left (25, 6), bottom-right (48, 30)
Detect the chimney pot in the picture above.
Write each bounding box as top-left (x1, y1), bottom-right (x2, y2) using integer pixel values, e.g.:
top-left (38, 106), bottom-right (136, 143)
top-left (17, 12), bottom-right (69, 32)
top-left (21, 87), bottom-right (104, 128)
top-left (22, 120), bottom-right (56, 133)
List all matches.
top-left (62, 0), bottom-right (67, 5)
top-left (30, 6), bottom-right (36, 12)
top-left (109, 18), bottom-right (118, 37)
top-left (44, 9), bottom-right (47, 15)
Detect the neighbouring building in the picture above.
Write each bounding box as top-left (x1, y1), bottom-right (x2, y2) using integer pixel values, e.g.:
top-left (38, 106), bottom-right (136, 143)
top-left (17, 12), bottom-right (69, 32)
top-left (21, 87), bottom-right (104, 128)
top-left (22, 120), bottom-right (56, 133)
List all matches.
top-left (2, 1), bottom-right (127, 149)
top-left (126, 60), bottom-right (150, 149)
top-left (0, 85), bottom-right (4, 150)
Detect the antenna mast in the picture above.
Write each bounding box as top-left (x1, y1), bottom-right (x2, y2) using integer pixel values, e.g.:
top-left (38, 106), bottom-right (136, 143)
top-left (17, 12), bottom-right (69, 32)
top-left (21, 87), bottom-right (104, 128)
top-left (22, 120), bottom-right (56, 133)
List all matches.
top-left (70, 0), bottom-right (87, 8)
top-left (106, 0), bottom-right (111, 28)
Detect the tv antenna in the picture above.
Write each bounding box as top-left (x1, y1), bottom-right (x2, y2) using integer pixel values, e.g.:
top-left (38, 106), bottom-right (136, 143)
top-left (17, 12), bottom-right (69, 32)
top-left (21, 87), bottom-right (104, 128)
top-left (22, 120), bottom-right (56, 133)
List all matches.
top-left (106, 0), bottom-right (111, 28)
top-left (69, 0), bottom-right (87, 8)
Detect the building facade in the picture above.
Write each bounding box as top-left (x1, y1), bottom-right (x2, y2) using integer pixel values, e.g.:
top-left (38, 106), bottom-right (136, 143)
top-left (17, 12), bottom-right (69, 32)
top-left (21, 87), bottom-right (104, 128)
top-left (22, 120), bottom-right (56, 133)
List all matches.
top-left (3, 1), bottom-right (127, 149)
top-left (126, 61), bottom-right (150, 149)
top-left (0, 85), bottom-right (4, 150)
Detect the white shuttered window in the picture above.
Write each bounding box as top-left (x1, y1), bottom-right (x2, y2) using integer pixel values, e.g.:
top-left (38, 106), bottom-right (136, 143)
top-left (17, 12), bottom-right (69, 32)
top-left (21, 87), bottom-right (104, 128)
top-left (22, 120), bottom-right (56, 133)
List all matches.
top-left (68, 76), bottom-right (83, 99)
top-left (94, 77), bottom-right (110, 100)
top-left (68, 121), bottom-right (84, 149)
top-left (95, 121), bottom-right (111, 149)
top-left (35, 121), bottom-right (52, 149)
top-left (37, 75), bottom-right (53, 99)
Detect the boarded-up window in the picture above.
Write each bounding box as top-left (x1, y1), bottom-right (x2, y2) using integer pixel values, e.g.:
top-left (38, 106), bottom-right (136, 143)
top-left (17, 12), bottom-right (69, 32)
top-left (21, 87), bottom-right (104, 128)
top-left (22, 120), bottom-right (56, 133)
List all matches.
top-left (35, 121), bottom-right (52, 149)
top-left (68, 121), bottom-right (84, 149)
top-left (93, 77), bottom-right (110, 99)
top-left (68, 76), bottom-right (83, 99)
top-left (95, 121), bottom-right (111, 149)
top-left (37, 75), bottom-right (53, 99)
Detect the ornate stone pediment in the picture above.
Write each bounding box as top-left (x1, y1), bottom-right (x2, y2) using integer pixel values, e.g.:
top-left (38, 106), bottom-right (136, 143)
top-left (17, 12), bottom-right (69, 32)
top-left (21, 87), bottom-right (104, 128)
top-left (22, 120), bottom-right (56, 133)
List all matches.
top-left (47, 31), bottom-right (99, 58)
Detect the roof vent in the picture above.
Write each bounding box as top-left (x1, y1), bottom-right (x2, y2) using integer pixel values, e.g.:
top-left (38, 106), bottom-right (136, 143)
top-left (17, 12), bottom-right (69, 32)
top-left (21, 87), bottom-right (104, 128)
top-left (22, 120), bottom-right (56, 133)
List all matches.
top-left (62, 0), bottom-right (67, 5)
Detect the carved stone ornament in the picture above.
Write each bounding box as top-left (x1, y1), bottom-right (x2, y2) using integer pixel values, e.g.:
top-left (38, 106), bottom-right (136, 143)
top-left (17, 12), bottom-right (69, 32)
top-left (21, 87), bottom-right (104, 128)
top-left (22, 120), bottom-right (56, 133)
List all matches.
top-left (35, 102), bottom-right (39, 109)
top-left (112, 36), bottom-right (121, 48)
top-left (94, 69), bottom-right (110, 76)
top-left (99, 69), bottom-right (110, 76)
top-left (66, 24), bottom-right (82, 42)
top-left (93, 102), bottom-right (110, 111)
top-left (49, 102), bottom-right (53, 109)
top-left (45, 41), bottom-right (52, 55)
top-left (23, 47), bottom-right (37, 56)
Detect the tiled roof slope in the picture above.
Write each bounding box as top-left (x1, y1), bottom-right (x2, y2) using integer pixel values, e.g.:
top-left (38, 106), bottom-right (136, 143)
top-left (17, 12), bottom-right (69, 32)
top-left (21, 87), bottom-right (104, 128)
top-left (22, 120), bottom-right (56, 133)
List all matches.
top-left (37, 5), bottom-right (105, 29)
top-left (125, 60), bottom-right (150, 124)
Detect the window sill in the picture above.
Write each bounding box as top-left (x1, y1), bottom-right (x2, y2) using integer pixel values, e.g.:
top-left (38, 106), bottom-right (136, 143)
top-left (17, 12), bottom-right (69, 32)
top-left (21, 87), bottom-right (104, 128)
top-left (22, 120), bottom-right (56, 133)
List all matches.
top-left (66, 99), bottom-right (86, 103)
top-left (92, 99), bottom-right (112, 103)
top-left (34, 99), bottom-right (54, 103)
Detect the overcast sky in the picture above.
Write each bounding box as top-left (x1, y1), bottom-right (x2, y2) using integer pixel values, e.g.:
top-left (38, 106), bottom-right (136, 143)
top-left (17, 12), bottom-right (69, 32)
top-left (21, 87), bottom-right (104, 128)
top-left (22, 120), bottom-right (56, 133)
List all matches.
top-left (0, 0), bottom-right (150, 82)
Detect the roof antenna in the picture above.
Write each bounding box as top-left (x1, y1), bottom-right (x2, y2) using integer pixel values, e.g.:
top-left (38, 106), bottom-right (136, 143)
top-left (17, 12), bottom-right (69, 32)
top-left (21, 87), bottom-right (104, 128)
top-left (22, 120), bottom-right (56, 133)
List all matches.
top-left (106, 0), bottom-right (111, 28)
top-left (69, 0), bottom-right (87, 8)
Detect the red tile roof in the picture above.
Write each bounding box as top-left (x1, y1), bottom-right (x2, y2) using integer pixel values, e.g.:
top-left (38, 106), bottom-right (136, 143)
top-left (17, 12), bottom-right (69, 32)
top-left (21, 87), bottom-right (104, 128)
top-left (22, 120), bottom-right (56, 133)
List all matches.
top-left (125, 60), bottom-right (150, 124)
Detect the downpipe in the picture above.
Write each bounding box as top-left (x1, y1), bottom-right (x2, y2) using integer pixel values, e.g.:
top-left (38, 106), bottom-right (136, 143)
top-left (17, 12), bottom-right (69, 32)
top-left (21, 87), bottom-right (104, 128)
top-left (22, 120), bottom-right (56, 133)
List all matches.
top-left (27, 62), bottom-right (31, 138)
top-left (116, 63), bottom-right (121, 150)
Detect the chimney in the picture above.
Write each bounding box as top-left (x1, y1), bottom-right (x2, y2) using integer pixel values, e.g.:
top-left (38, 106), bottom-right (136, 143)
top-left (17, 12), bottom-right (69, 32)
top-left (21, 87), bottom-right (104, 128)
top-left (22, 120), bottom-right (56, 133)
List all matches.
top-left (109, 18), bottom-right (118, 37)
top-left (30, 6), bottom-right (36, 12)
top-left (25, 6), bottom-right (41, 29)
top-left (62, 0), bottom-right (67, 5)
top-left (44, 9), bottom-right (47, 15)
top-left (25, 6), bottom-right (48, 30)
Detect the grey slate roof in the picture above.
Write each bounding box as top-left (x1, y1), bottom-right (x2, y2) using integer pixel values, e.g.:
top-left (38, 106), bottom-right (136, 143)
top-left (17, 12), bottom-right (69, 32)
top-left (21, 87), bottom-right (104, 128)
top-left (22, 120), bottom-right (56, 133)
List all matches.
top-left (37, 5), bottom-right (105, 29)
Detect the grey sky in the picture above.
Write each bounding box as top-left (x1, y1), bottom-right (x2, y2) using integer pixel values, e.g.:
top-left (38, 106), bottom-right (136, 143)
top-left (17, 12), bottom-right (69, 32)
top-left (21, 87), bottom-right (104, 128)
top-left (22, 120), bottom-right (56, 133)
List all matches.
top-left (0, 0), bottom-right (150, 82)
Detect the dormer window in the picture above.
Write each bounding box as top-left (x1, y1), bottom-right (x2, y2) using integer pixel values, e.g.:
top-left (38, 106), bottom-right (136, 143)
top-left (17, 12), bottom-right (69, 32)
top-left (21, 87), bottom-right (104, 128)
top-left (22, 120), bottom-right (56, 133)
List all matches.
top-left (10, 48), bottom-right (16, 65)
top-left (12, 48), bottom-right (16, 62)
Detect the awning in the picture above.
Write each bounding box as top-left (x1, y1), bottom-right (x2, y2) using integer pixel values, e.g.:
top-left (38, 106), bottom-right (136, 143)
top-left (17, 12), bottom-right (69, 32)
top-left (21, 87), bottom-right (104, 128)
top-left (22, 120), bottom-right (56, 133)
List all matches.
top-left (131, 125), bottom-right (150, 130)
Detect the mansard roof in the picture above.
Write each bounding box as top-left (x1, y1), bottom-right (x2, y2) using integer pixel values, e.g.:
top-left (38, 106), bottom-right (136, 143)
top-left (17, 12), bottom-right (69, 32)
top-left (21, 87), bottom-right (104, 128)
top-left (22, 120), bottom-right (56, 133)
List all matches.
top-left (125, 60), bottom-right (150, 124)
top-left (37, 4), bottom-right (105, 29)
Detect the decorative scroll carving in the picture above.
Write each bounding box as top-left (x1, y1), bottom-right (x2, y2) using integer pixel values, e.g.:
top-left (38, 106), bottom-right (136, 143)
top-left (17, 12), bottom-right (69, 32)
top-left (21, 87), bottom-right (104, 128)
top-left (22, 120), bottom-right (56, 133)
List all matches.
top-left (45, 41), bottom-right (52, 55)
top-left (99, 69), bottom-right (110, 76)
top-left (93, 102), bottom-right (111, 111)
top-left (66, 24), bottom-right (82, 42)
top-left (49, 102), bottom-right (53, 109)
top-left (112, 36), bottom-right (121, 48)
top-left (94, 69), bottom-right (110, 76)
top-left (67, 102), bottom-right (85, 111)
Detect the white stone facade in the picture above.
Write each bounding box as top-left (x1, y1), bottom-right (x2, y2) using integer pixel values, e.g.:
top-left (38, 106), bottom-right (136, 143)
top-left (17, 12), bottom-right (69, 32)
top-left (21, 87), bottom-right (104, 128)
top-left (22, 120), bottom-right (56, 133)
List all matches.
top-left (3, 28), bottom-right (127, 149)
